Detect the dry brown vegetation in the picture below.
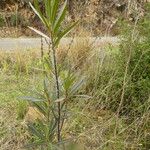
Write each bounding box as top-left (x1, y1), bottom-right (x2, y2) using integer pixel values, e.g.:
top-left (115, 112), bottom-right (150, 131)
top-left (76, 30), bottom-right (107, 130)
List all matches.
top-left (0, 0), bottom-right (149, 37)
top-left (0, 0), bottom-right (150, 150)
top-left (0, 31), bottom-right (150, 149)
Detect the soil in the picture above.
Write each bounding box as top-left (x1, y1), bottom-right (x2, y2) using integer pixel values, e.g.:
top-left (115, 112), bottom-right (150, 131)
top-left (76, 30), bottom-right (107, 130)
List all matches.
top-left (0, 0), bottom-right (148, 37)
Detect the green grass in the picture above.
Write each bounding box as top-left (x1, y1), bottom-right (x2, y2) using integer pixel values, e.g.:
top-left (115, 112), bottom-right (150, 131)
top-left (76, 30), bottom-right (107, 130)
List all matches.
top-left (0, 28), bottom-right (150, 150)
top-left (0, 72), bottom-right (46, 150)
top-left (0, 2), bottom-right (150, 149)
top-left (0, 48), bottom-right (149, 150)
top-left (0, 74), bottom-right (26, 150)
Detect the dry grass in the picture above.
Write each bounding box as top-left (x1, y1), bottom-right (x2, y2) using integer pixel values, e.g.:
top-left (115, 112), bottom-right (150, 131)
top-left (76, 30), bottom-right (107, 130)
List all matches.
top-left (0, 104), bottom-right (28, 150)
top-left (0, 49), bottom-right (41, 74)
top-left (0, 36), bottom-right (149, 150)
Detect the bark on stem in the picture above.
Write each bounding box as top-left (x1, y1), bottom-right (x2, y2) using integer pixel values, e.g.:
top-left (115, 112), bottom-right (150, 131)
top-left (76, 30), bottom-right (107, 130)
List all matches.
top-left (51, 39), bottom-right (61, 142)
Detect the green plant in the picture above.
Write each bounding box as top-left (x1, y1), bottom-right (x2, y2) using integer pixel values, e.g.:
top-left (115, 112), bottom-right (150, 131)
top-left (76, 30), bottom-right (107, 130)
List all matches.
top-left (92, 13), bottom-right (150, 117)
top-left (114, 14), bottom-right (150, 116)
top-left (22, 0), bottom-right (86, 149)
top-left (83, 8), bottom-right (150, 118)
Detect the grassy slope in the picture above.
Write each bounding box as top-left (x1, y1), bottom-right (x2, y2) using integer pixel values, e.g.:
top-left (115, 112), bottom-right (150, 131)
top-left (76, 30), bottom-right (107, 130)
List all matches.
top-left (0, 73), bottom-right (44, 150)
top-left (0, 74), bottom-right (27, 150)
top-left (0, 73), bottom-right (128, 150)
top-left (0, 37), bottom-right (150, 149)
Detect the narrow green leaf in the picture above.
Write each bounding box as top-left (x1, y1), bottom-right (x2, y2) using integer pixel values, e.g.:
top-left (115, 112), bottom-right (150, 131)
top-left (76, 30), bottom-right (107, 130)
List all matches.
top-left (48, 118), bottom-right (57, 138)
top-left (70, 77), bottom-right (84, 95)
top-left (30, 1), bottom-right (50, 29)
top-left (54, 21), bottom-right (79, 46)
top-left (30, 88), bottom-right (46, 100)
top-left (32, 102), bottom-right (47, 116)
top-left (45, 0), bottom-right (51, 21)
top-left (28, 123), bottom-right (45, 139)
top-left (29, 1), bottom-right (45, 25)
top-left (51, 0), bottom-right (59, 25)
top-left (21, 96), bottom-right (44, 102)
top-left (44, 77), bottom-right (51, 99)
top-left (44, 57), bottom-right (53, 71)
top-left (62, 72), bottom-right (76, 91)
top-left (53, 0), bottom-right (67, 34)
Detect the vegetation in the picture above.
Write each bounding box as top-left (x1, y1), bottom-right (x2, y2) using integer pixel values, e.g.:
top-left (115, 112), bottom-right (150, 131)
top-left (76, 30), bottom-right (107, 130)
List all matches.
top-left (0, 1), bottom-right (150, 150)
top-left (0, 0), bottom-right (148, 36)
top-left (21, 0), bottom-right (84, 149)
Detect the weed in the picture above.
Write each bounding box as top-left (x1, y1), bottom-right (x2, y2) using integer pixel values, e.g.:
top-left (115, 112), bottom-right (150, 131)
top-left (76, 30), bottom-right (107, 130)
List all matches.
top-left (21, 0), bottom-right (86, 149)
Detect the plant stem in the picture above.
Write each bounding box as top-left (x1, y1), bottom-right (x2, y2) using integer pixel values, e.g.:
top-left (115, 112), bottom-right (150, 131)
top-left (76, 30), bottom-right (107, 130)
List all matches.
top-left (51, 39), bottom-right (61, 142)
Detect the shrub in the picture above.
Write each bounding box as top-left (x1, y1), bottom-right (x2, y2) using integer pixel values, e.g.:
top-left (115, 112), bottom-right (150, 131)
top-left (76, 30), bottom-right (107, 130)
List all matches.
top-left (114, 12), bottom-right (150, 116)
top-left (22, 0), bottom-right (86, 149)
top-left (84, 8), bottom-right (150, 117)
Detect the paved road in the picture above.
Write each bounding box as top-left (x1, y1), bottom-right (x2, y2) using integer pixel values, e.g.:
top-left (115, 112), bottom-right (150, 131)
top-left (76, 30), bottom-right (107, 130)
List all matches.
top-left (0, 37), bottom-right (120, 51)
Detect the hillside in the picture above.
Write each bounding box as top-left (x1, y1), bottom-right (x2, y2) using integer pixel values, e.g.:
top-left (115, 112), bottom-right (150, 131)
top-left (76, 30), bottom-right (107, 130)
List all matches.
top-left (0, 0), bottom-right (150, 149)
top-left (0, 0), bottom-right (148, 37)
